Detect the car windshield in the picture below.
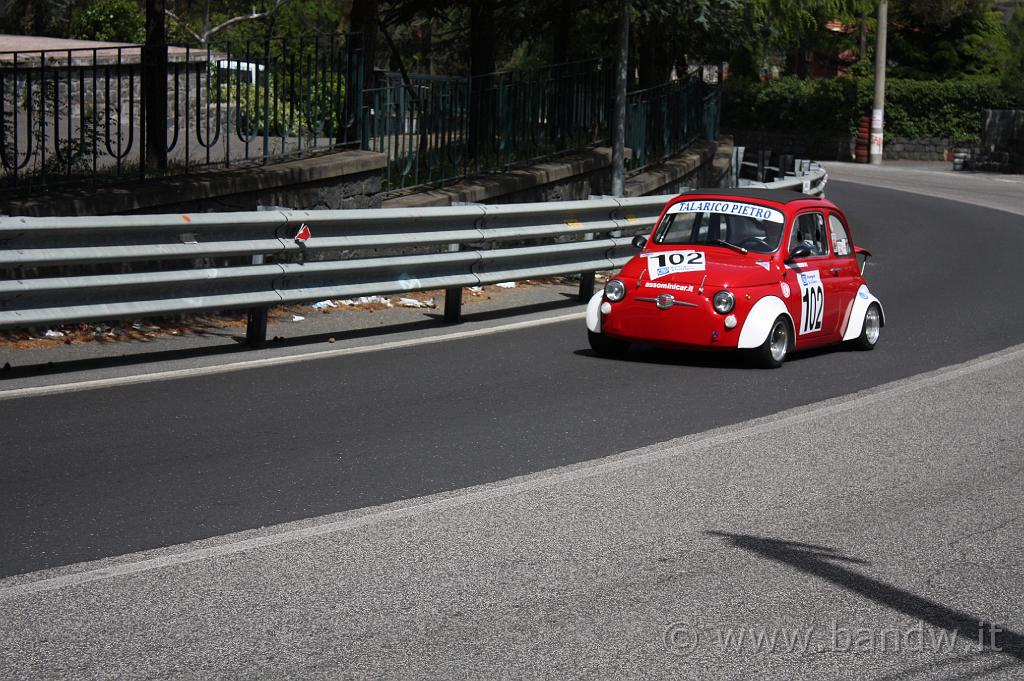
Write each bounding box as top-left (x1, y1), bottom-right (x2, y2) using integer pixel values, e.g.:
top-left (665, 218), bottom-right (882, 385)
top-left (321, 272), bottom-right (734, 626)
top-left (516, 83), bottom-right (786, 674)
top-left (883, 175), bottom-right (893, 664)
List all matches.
top-left (654, 200), bottom-right (785, 254)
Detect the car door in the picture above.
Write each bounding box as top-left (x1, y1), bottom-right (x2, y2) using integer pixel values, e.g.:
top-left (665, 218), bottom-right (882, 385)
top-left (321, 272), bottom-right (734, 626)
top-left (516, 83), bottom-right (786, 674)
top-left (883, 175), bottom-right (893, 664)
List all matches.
top-left (787, 210), bottom-right (832, 340)
top-left (824, 211), bottom-right (861, 337)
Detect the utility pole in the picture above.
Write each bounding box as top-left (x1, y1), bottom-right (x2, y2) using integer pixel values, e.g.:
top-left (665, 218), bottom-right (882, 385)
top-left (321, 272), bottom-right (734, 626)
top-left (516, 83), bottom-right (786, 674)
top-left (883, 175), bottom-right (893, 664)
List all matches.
top-left (869, 0), bottom-right (887, 165)
top-left (611, 2), bottom-right (628, 197)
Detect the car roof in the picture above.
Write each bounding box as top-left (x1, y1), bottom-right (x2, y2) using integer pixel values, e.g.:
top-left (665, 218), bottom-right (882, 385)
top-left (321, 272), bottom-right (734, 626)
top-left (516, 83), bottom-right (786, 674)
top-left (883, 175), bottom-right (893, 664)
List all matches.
top-left (678, 187), bottom-right (823, 206)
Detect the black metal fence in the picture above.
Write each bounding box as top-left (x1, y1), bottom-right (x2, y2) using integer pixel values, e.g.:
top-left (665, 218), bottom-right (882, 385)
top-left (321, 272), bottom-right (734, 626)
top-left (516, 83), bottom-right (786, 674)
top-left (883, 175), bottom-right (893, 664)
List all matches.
top-left (361, 60), bottom-right (611, 190)
top-left (624, 77), bottom-right (720, 171)
top-left (0, 34), bottom-right (361, 191)
top-left (0, 35), bottom-right (719, 195)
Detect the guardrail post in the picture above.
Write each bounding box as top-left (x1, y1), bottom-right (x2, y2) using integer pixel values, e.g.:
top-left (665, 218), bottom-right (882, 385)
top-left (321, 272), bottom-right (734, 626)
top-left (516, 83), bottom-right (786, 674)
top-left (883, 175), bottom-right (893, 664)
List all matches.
top-left (246, 253), bottom-right (269, 346)
top-left (732, 146), bottom-right (745, 187)
top-left (444, 243), bottom-right (463, 323)
top-left (757, 150), bottom-right (771, 182)
top-left (578, 232), bottom-right (596, 301)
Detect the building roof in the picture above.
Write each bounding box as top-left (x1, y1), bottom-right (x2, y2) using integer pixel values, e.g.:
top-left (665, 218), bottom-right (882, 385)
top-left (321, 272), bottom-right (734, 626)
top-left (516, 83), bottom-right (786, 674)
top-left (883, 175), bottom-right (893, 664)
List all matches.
top-left (0, 34), bottom-right (205, 65)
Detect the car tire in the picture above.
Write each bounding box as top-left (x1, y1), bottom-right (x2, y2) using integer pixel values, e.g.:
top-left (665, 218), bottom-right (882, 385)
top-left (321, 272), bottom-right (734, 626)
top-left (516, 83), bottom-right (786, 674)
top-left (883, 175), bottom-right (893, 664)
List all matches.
top-left (588, 330), bottom-right (630, 358)
top-left (851, 303), bottom-right (882, 351)
top-left (751, 316), bottom-right (791, 369)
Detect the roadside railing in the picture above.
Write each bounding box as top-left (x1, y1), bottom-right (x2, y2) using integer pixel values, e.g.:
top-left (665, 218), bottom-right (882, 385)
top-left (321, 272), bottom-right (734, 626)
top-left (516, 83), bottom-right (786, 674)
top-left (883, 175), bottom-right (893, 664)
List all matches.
top-left (733, 145), bottom-right (828, 196)
top-left (0, 196), bottom-right (672, 344)
top-left (0, 166), bottom-right (829, 345)
top-left (625, 77), bottom-right (704, 171)
top-left (363, 59), bottom-right (611, 191)
top-left (0, 34), bottom-right (361, 192)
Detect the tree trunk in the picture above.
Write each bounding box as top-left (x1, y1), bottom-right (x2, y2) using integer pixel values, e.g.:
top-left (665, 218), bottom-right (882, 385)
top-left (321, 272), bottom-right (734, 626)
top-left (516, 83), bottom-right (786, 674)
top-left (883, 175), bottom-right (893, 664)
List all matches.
top-left (469, 0), bottom-right (496, 77)
top-left (144, 0), bottom-right (168, 174)
top-left (468, 0), bottom-right (497, 159)
top-left (349, 0), bottom-right (379, 90)
top-left (551, 0), bottom-right (571, 64)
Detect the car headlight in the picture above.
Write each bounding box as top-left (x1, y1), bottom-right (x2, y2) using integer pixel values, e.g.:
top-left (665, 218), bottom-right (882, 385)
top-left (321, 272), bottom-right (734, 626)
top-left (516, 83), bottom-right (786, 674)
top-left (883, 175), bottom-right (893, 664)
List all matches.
top-left (604, 279), bottom-right (627, 302)
top-left (712, 290), bottom-right (735, 314)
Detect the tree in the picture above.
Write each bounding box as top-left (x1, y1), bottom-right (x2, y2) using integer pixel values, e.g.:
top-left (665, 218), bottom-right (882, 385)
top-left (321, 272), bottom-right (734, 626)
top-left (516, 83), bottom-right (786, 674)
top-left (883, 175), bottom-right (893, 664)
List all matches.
top-left (72, 0), bottom-right (146, 41)
top-left (887, 0), bottom-right (1012, 78)
top-left (165, 0), bottom-right (292, 45)
top-left (1003, 1), bottom-right (1024, 101)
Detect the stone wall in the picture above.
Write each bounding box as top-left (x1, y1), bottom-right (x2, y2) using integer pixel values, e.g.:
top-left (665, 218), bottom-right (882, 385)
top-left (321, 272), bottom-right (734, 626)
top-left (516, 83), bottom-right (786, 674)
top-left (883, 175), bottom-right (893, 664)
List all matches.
top-left (384, 138), bottom-right (730, 208)
top-left (724, 129), bottom-right (852, 162)
top-left (0, 150), bottom-right (386, 217)
top-left (883, 137), bottom-right (952, 162)
top-left (966, 109), bottom-right (1024, 173)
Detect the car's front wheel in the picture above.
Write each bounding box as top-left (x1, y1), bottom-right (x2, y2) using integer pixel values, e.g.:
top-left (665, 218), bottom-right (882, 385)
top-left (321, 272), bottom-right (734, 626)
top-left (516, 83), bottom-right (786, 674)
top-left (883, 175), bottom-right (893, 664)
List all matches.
top-left (751, 316), bottom-right (791, 369)
top-left (851, 303), bottom-right (882, 351)
top-left (588, 330), bottom-right (630, 358)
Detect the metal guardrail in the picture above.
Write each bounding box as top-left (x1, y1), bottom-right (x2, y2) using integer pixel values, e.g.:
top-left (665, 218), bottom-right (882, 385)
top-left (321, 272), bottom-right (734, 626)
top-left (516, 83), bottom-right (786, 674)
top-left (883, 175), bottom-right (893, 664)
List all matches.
top-left (0, 170), bottom-right (828, 344)
top-left (0, 196), bottom-right (672, 342)
top-left (745, 165), bottom-right (828, 196)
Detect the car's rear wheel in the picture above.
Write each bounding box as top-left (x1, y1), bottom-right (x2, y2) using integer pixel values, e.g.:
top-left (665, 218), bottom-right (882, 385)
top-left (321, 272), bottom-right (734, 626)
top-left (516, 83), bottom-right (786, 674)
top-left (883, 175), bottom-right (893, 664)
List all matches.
top-left (751, 316), bottom-right (790, 369)
top-left (851, 303), bottom-right (882, 351)
top-left (588, 330), bottom-right (630, 358)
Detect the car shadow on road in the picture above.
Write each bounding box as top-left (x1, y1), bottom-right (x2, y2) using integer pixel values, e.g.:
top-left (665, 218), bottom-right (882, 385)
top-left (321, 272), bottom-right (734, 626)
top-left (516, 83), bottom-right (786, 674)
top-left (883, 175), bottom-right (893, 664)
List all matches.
top-left (705, 531), bottom-right (1024, 663)
top-left (574, 337), bottom-right (868, 369)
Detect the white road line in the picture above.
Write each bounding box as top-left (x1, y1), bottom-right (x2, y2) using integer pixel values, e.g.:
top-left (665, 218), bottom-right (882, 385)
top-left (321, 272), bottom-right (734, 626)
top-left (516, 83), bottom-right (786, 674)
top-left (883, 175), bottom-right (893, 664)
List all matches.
top-left (0, 311), bottom-right (585, 401)
top-left (3, 341), bottom-right (1023, 602)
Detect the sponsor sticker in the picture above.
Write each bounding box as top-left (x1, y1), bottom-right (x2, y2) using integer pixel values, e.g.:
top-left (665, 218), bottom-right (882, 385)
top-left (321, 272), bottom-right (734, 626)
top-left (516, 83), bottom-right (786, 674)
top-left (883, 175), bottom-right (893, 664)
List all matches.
top-left (859, 289), bottom-right (870, 300)
top-left (644, 281), bottom-right (695, 293)
top-left (646, 250), bottom-right (706, 280)
top-left (668, 200), bottom-right (784, 224)
top-left (781, 281), bottom-right (791, 298)
top-left (797, 270), bottom-right (824, 335)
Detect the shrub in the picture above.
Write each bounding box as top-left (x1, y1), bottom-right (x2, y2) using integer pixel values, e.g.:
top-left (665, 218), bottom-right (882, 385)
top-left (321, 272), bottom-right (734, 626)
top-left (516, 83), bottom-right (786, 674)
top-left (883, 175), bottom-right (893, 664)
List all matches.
top-left (721, 76), bottom-right (1022, 143)
top-left (71, 0), bottom-right (145, 43)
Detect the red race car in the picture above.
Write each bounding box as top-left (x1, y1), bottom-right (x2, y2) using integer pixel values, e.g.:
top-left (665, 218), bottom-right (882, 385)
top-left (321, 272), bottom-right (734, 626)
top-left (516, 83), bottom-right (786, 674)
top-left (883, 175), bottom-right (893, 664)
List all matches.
top-left (586, 189), bottom-right (884, 368)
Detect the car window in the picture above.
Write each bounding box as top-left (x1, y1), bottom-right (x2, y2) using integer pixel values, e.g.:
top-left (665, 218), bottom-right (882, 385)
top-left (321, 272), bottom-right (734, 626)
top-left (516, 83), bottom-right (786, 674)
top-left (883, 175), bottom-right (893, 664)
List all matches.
top-left (656, 210), bottom-right (784, 253)
top-left (789, 212), bottom-right (829, 257)
top-left (828, 214), bottom-right (853, 257)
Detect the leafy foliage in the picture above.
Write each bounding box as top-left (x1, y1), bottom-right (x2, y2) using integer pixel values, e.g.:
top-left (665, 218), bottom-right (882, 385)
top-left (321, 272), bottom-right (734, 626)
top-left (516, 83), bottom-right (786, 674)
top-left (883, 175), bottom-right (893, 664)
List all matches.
top-left (721, 75), bottom-right (1023, 142)
top-left (888, 0), bottom-right (1011, 79)
top-left (71, 0), bottom-right (145, 42)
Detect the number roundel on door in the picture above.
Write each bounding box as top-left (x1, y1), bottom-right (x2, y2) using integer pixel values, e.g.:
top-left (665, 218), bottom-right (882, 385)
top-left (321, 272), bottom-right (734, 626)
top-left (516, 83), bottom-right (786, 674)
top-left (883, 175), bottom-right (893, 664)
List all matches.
top-left (798, 270), bottom-right (824, 334)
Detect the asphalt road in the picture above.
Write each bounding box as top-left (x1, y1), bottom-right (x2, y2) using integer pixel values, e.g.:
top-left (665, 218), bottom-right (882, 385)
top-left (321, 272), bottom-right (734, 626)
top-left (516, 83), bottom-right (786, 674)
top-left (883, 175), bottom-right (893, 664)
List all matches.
top-left (2, 177), bottom-right (1023, 678)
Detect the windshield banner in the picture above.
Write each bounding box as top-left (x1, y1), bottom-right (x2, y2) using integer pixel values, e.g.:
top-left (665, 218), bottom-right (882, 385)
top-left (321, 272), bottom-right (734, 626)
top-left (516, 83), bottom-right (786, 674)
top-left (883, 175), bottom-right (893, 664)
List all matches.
top-left (668, 200), bottom-right (784, 223)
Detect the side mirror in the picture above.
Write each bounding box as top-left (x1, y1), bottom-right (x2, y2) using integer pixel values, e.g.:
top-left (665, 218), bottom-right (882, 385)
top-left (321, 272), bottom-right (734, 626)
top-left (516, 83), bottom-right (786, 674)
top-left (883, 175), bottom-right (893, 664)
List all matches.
top-left (855, 245), bottom-right (872, 275)
top-left (787, 243), bottom-right (811, 261)
top-left (632, 235), bottom-right (648, 249)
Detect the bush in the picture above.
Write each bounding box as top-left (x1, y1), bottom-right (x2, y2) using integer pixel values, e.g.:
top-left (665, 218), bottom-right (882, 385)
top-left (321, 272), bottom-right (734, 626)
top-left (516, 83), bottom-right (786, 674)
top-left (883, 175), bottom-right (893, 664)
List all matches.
top-left (721, 75), bottom-right (1022, 143)
top-left (71, 0), bottom-right (145, 43)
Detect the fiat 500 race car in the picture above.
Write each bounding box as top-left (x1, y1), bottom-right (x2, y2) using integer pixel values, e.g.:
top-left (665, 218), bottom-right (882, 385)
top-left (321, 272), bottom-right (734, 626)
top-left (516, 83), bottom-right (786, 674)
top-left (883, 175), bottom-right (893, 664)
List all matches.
top-left (586, 189), bottom-right (884, 368)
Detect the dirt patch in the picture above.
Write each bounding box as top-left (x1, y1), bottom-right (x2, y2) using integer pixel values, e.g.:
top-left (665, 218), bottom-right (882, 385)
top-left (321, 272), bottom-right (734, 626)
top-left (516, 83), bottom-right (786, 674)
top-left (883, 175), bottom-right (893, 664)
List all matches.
top-left (0, 277), bottom-right (593, 350)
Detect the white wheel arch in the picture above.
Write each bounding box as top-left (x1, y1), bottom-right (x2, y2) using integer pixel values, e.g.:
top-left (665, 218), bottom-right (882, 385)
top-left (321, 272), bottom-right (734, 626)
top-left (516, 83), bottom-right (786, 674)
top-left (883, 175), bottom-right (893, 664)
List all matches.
top-left (842, 285), bottom-right (886, 341)
top-left (738, 296), bottom-right (794, 349)
top-left (585, 291), bottom-right (604, 333)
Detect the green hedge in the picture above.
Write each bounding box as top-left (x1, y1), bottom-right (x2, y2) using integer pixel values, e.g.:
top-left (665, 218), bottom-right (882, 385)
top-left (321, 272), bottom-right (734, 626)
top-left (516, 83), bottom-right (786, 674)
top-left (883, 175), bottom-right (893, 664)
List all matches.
top-left (721, 76), bottom-right (1021, 143)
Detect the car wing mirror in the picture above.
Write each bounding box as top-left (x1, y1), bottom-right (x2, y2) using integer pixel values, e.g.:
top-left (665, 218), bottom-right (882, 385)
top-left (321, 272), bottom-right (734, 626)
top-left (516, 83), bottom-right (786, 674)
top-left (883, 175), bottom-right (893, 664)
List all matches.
top-left (632, 235), bottom-right (648, 249)
top-left (855, 245), bottom-right (872, 274)
top-left (786, 243), bottom-right (811, 263)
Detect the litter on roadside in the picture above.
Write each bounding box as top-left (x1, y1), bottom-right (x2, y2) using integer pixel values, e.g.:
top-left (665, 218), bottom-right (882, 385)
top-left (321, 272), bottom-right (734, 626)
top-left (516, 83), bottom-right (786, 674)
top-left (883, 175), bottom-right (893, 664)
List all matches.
top-left (311, 300), bottom-right (338, 310)
top-left (291, 315), bottom-right (305, 322)
top-left (338, 296), bottom-right (393, 307)
top-left (44, 329), bottom-right (65, 338)
top-left (398, 297), bottom-right (436, 308)
top-left (496, 281), bottom-right (516, 288)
